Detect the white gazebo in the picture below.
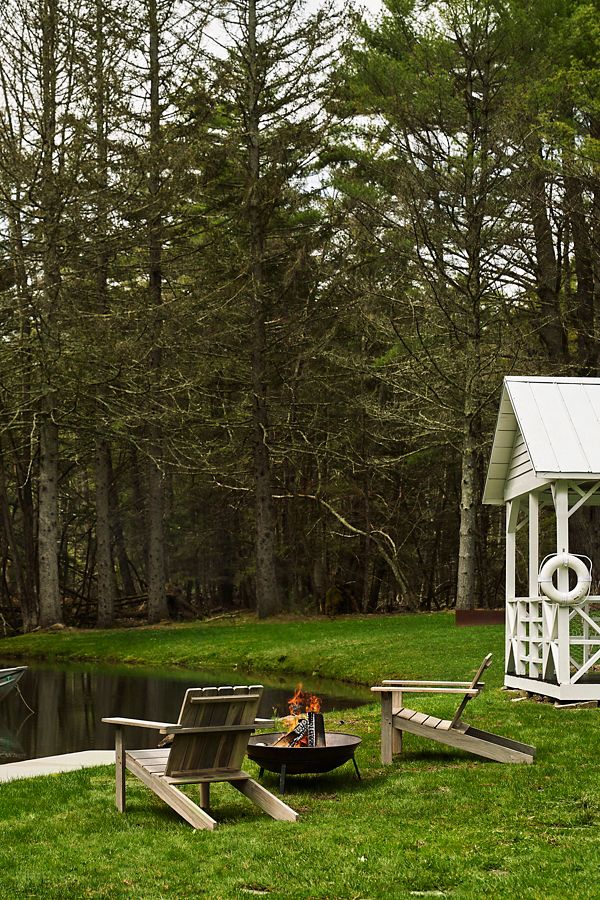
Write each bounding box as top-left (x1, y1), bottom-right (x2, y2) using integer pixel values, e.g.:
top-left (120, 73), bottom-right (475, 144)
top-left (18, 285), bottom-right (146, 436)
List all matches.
top-left (484, 376), bottom-right (600, 701)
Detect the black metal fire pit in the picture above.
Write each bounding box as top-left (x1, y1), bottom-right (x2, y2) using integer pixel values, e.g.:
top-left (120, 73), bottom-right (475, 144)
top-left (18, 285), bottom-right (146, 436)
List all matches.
top-left (247, 732), bottom-right (361, 794)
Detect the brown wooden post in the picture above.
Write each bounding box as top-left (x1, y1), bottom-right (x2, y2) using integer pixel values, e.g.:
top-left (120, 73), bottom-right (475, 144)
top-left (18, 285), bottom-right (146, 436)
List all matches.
top-left (115, 726), bottom-right (125, 812)
top-left (381, 691), bottom-right (402, 763)
top-left (391, 690), bottom-right (403, 756)
top-left (199, 783), bottom-right (210, 811)
top-left (380, 692), bottom-right (393, 764)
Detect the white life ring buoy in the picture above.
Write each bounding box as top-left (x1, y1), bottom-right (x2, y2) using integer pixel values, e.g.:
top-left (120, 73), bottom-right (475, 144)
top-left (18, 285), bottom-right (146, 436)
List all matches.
top-left (538, 553), bottom-right (592, 606)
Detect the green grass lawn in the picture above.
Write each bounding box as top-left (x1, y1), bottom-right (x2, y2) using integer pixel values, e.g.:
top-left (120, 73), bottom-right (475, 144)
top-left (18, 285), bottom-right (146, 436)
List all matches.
top-left (0, 611), bottom-right (503, 684)
top-left (0, 613), bottom-right (598, 899)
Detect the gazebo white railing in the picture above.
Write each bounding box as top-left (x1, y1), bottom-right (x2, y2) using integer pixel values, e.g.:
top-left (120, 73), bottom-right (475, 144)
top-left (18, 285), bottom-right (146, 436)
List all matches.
top-left (506, 596), bottom-right (600, 692)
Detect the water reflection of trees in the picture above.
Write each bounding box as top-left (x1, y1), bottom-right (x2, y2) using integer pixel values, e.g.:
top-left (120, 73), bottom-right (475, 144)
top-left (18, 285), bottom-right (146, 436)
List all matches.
top-left (0, 668), bottom-right (368, 763)
top-left (0, 670), bottom-right (188, 761)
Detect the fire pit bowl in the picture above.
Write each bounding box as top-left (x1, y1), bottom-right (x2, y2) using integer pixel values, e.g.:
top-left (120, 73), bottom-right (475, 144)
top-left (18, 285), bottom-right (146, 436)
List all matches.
top-left (247, 732), bottom-right (361, 794)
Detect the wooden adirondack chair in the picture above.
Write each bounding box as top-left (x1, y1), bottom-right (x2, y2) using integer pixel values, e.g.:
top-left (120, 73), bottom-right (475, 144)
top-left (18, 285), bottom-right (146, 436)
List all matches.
top-left (102, 685), bottom-right (298, 830)
top-left (371, 653), bottom-right (535, 765)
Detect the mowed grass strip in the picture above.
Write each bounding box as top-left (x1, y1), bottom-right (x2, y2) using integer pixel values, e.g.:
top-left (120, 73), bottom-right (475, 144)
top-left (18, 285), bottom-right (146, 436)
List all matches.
top-left (0, 613), bottom-right (598, 899)
top-left (0, 611), bottom-right (504, 685)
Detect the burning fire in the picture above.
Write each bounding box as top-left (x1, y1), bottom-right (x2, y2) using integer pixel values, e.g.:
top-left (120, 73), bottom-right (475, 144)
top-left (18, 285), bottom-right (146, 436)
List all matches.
top-left (288, 684), bottom-right (321, 716)
top-left (273, 684), bottom-right (324, 748)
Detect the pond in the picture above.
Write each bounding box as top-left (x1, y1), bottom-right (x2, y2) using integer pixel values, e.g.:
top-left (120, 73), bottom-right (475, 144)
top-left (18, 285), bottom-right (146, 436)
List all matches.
top-left (0, 661), bottom-right (371, 764)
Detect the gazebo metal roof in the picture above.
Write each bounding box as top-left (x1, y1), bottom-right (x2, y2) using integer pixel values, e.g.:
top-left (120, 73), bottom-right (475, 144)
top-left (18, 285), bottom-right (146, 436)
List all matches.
top-left (484, 376), bottom-right (600, 505)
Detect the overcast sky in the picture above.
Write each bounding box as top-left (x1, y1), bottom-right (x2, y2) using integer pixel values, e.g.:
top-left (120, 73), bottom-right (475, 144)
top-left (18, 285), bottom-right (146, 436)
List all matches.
top-left (355, 0), bottom-right (385, 15)
top-left (306, 0), bottom-right (385, 18)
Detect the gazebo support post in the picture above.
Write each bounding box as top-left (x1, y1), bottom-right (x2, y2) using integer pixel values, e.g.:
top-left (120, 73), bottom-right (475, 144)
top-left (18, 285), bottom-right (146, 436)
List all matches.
top-left (554, 482), bottom-right (572, 684)
top-left (506, 498), bottom-right (519, 674)
top-left (528, 492), bottom-right (540, 678)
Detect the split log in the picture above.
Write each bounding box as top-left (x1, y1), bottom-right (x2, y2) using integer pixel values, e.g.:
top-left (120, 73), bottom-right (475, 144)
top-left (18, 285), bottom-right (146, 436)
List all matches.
top-left (308, 712), bottom-right (325, 747)
top-left (273, 718), bottom-right (309, 747)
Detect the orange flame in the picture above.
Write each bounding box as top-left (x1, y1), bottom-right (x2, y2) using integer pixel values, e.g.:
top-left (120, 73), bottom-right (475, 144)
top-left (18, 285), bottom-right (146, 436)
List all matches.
top-left (287, 683), bottom-right (321, 717)
top-left (306, 694), bottom-right (321, 713)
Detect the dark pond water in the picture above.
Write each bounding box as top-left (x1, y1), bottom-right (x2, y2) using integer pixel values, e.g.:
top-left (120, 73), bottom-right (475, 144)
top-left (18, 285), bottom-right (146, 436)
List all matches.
top-left (0, 661), bottom-right (370, 764)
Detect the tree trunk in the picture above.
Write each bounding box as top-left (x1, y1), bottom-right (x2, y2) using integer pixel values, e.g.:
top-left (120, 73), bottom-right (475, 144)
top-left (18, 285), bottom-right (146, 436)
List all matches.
top-left (247, 0), bottom-right (281, 618)
top-left (37, 0), bottom-right (62, 627)
top-left (565, 167), bottom-right (596, 375)
top-left (93, 0), bottom-right (116, 628)
top-left (251, 309), bottom-right (281, 618)
top-left (146, 435), bottom-right (167, 623)
top-left (7, 209), bottom-right (38, 625)
top-left (529, 139), bottom-right (567, 363)
top-left (456, 403), bottom-right (479, 611)
top-left (144, 0), bottom-right (168, 624)
top-left (108, 455), bottom-right (136, 598)
top-left (454, 40), bottom-right (489, 613)
top-left (17, 456), bottom-right (38, 624)
top-left (95, 438), bottom-right (115, 627)
top-left (38, 415), bottom-right (61, 626)
top-left (0, 446), bottom-right (37, 630)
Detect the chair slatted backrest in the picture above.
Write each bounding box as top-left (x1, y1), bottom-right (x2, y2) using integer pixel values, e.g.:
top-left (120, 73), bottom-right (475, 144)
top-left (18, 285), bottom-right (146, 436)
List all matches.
top-left (449, 653), bottom-right (493, 729)
top-left (165, 685), bottom-right (263, 778)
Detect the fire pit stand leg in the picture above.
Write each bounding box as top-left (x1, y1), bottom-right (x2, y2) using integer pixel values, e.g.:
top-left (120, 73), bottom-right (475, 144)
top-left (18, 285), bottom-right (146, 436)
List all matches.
top-left (258, 766), bottom-right (265, 780)
top-left (351, 755), bottom-right (361, 780)
top-left (279, 764), bottom-right (287, 795)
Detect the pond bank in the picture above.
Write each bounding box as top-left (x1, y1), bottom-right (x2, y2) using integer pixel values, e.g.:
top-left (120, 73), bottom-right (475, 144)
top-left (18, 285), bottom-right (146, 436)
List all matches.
top-left (0, 611), bottom-right (505, 688)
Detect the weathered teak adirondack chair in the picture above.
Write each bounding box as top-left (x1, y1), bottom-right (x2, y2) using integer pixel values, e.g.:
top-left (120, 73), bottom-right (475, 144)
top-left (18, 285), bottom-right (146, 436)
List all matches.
top-left (371, 653), bottom-right (535, 765)
top-left (102, 685), bottom-right (298, 830)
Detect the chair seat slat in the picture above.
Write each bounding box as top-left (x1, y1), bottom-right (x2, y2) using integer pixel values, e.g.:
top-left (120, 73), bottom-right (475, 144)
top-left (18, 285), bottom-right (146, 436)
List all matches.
top-left (163, 768), bottom-right (250, 783)
top-left (163, 724), bottom-right (256, 735)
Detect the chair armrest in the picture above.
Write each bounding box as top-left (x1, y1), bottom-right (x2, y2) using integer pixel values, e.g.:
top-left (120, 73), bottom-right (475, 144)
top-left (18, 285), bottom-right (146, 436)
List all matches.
top-left (382, 680), bottom-right (477, 687)
top-left (371, 686), bottom-right (481, 695)
top-left (101, 717), bottom-right (178, 730)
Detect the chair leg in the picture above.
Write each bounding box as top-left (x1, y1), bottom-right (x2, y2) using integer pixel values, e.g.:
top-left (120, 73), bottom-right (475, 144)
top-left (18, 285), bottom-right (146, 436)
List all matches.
top-left (115, 726), bottom-right (126, 812)
top-left (381, 692), bottom-right (403, 764)
top-left (381, 694), bottom-right (394, 764)
top-left (200, 782), bottom-right (210, 811)
top-left (232, 777), bottom-right (299, 822)
top-left (126, 754), bottom-right (218, 830)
